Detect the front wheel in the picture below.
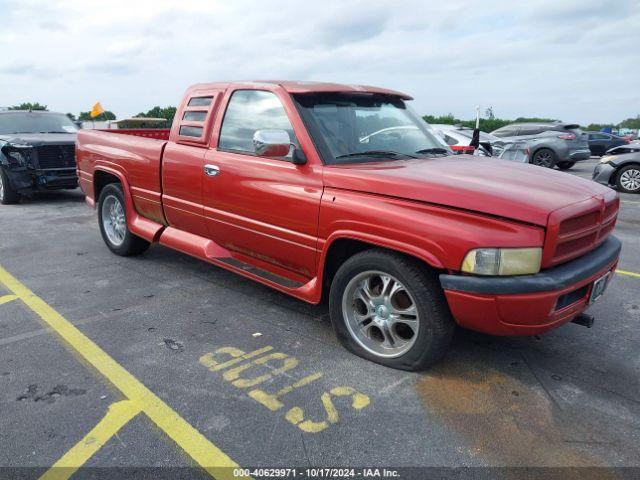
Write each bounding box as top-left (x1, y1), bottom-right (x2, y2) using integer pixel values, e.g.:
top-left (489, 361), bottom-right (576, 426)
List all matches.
top-left (0, 168), bottom-right (21, 205)
top-left (97, 183), bottom-right (150, 256)
top-left (557, 161), bottom-right (575, 170)
top-left (329, 249), bottom-right (454, 371)
top-left (531, 148), bottom-right (556, 168)
top-left (616, 165), bottom-right (640, 194)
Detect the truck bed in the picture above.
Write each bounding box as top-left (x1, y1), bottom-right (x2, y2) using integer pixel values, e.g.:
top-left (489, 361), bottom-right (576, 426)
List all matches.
top-left (76, 129), bottom-right (169, 223)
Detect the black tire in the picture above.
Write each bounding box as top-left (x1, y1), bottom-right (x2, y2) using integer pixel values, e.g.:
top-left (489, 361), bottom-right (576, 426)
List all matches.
top-left (531, 148), bottom-right (556, 168)
top-left (97, 183), bottom-right (150, 256)
top-left (329, 249), bottom-right (454, 371)
top-left (616, 164), bottom-right (640, 194)
top-left (0, 167), bottom-right (21, 205)
top-left (556, 161), bottom-right (575, 170)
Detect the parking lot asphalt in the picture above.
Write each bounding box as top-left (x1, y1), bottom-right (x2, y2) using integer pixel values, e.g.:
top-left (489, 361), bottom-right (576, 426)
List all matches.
top-left (1, 156), bottom-right (639, 478)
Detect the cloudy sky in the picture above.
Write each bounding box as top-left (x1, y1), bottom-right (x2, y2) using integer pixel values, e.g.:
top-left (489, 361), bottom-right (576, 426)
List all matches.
top-left (1, 0), bottom-right (638, 124)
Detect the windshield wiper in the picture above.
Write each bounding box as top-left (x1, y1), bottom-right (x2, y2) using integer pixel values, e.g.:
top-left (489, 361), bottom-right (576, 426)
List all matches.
top-left (38, 131), bottom-right (73, 134)
top-left (336, 150), bottom-right (417, 159)
top-left (415, 147), bottom-right (450, 155)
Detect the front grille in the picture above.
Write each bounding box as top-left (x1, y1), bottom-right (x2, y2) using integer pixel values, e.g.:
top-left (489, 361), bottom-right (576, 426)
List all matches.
top-left (36, 145), bottom-right (76, 169)
top-left (544, 193), bottom-right (619, 267)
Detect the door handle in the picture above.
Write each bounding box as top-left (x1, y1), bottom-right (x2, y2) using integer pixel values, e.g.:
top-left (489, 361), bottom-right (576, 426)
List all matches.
top-left (204, 164), bottom-right (220, 177)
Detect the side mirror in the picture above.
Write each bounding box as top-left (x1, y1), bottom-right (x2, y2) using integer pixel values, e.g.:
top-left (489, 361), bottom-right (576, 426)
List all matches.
top-left (253, 129), bottom-right (292, 158)
top-left (253, 129), bottom-right (307, 165)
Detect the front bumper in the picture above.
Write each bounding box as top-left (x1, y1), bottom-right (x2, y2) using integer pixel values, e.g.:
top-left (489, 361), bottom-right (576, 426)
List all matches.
top-left (6, 168), bottom-right (78, 192)
top-left (439, 236), bottom-right (621, 335)
top-left (592, 163), bottom-right (616, 186)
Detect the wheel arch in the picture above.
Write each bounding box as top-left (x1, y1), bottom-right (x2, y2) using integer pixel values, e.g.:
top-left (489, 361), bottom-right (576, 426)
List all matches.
top-left (319, 234), bottom-right (445, 299)
top-left (94, 169), bottom-right (122, 201)
top-left (93, 167), bottom-right (164, 243)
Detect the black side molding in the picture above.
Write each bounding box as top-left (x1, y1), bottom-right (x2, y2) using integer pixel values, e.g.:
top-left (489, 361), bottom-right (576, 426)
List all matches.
top-left (440, 236), bottom-right (621, 295)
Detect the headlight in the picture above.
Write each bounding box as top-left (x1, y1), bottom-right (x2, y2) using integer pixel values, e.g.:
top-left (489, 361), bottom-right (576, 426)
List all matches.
top-left (7, 149), bottom-right (27, 167)
top-left (3, 145), bottom-right (33, 167)
top-left (600, 155), bottom-right (616, 164)
top-left (461, 247), bottom-right (542, 276)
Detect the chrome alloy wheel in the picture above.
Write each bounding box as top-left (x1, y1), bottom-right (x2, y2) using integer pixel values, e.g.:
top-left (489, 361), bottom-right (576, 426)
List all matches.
top-left (0, 172), bottom-right (4, 201)
top-left (620, 168), bottom-right (640, 191)
top-left (101, 194), bottom-right (126, 246)
top-left (342, 271), bottom-right (420, 358)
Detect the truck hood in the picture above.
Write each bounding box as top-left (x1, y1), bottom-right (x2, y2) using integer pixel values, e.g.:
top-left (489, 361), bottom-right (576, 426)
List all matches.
top-left (323, 156), bottom-right (612, 226)
top-left (0, 133), bottom-right (76, 146)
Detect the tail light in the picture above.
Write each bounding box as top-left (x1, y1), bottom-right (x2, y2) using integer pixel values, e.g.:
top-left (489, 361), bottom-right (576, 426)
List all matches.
top-left (558, 133), bottom-right (576, 140)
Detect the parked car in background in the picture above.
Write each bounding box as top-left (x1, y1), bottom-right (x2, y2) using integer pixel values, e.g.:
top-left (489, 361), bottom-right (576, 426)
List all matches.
top-left (0, 110), bottom-right (78, 204)
top-left (491, 122), bottom-right (591, 170)
top-left (586, 131), bottom-right (628, 156)
top-left (76, 80), bottom-right (620, 371)
top-left (593, 144), bottom-right (640, 193)
top-left (429, 124), bottom-right (529, 162)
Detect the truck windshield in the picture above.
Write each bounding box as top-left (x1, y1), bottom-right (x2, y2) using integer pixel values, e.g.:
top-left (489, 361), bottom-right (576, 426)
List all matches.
top-left (0, 112), bottom-right (78, 135)
top-left (294, 93), bottom-right (450, 164)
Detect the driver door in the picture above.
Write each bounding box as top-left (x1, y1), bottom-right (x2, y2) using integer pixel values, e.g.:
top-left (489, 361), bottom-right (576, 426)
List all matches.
top-left (202, 88), bottom-right (322, 280)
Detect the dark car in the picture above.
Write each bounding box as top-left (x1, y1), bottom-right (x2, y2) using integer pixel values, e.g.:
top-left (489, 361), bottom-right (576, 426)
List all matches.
top-left (491, 122), bottom-right (591, 170)
top-left (586, 131), bottom-right (628, 156)
top-left (592, 144), bottom-right (640, 193)
top-left (0, 110), bottom-right (78, 204)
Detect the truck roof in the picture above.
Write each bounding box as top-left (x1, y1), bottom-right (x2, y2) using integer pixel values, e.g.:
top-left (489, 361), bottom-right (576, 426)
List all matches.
top-left (186, 80), bottom-right (413, 100)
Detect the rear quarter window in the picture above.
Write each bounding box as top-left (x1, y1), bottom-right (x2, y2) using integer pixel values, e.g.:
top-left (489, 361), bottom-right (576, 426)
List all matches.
top-left (493, 127), bottom-right (517, 137)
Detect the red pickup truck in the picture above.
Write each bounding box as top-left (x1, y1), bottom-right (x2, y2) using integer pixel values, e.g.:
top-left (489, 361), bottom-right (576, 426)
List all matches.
top-left (76, 81), bottom-right (621, 370)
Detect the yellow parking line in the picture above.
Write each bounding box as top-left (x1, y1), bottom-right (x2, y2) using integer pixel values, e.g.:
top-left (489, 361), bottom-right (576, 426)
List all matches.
top-left (621, 200), bottom-right (640, 205)
top-left (40, 400), bottom-right (142, 480)
top-left (0, 265), bottom-right (245, 480)
top-left (0, 294), bottom-right (18, 306)
top-left (617, 269), bottom-right (640, 279)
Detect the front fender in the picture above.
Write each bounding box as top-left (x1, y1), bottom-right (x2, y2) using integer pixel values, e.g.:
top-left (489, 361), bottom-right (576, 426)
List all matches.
top-left (318, 188), bottom-right (545, 274)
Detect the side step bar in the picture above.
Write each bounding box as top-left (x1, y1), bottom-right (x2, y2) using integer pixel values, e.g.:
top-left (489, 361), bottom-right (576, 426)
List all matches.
top-left (217, 257), bottom-right (304, 289)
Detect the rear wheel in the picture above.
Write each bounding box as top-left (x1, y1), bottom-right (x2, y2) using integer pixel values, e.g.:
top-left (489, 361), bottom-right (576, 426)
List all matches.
top-left (97, 183), bottom-right (150, 256)
top-left (329, 249), bottom-right (454, 371)
top-left (557, 161), bottom-right (575, 170)
top-left (531, 148), bottom-right (556, 168)
top-left (616, 165), bottom-right (640, 194)
top-left (0, 168), bottom-right (20, 205)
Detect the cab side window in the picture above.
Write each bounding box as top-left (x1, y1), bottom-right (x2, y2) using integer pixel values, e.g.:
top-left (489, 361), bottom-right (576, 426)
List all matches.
top-left (218, 90), bottom-right (298, 156)
top-left (519, 125), bottom-right (544, 136)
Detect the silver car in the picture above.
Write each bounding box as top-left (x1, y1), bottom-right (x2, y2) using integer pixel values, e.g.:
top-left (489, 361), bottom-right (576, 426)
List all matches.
top-left (491, 122), bottom-right (591, 170)
top-left (429, 124), bottom-right (529, 162)
top-left (593, 144), bottom-right (640, 194)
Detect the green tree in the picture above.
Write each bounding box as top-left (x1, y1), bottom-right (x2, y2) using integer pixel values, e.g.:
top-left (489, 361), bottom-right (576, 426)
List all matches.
top-left (586, 123), bottom-right (615, 132)
top-left (422, 114), bottom-right (511, 133)
top-left (9, 102), bottom-right (48, 111)
top-left (134, 106), bottom-right (177, 128)
top-left (513, 117), bottom-right (558, 123)
top-left (78, 111), bottom-right (116, 121)
top-left (619, 116), bottom-right (640, 129)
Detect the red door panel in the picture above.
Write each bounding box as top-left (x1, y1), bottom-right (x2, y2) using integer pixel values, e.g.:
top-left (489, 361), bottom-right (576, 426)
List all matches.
top-left (202, 150), bottom-right (322, 278)
top-left (161, 142), bottom-right (207, 237)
